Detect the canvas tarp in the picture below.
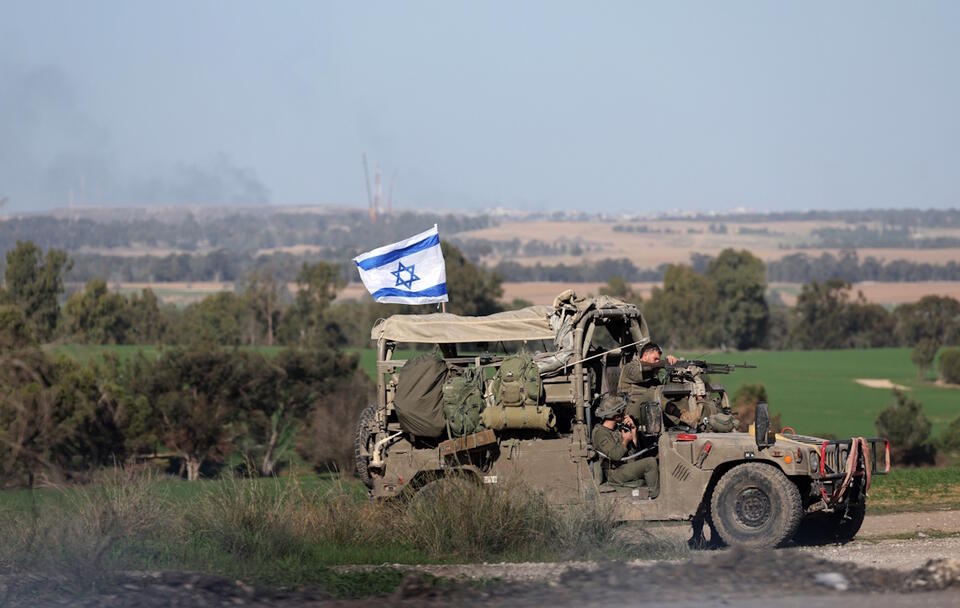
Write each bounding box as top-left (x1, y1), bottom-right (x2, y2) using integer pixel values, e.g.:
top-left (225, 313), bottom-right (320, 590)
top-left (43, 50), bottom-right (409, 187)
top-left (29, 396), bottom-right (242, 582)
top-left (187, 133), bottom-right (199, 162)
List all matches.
top-left (371, 306), bottom-right (554, 343)
top-left (394, 352), bottom-right (449, 437)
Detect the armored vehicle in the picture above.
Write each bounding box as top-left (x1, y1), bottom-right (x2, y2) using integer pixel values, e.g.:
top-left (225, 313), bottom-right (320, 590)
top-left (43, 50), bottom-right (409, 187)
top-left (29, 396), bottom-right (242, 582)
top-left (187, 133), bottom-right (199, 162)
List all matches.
top-left (355, 293), bottom-right (889, 548)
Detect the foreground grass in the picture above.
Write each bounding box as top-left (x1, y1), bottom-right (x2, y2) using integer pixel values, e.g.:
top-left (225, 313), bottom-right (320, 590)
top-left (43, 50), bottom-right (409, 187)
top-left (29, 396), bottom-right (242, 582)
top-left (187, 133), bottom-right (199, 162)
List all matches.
top-left (0, 470), bottom-right (665, 598)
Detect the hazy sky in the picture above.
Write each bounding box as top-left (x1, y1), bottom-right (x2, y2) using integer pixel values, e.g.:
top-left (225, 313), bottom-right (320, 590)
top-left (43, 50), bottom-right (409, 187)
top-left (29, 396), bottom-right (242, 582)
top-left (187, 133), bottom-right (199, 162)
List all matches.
top-left (2, 1), bottom-right (958, 213)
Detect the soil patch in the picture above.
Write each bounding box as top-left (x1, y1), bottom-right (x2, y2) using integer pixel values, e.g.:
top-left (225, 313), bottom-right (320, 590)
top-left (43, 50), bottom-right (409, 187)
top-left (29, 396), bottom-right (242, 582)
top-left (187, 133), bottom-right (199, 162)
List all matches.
top-left (855, 378), bottom-right (911, 390)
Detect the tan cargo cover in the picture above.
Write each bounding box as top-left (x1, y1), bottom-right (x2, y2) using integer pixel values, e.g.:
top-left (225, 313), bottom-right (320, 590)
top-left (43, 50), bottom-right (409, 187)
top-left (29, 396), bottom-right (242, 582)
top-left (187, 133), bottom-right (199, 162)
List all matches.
top-left (371, 306), bottom-right (554, 343)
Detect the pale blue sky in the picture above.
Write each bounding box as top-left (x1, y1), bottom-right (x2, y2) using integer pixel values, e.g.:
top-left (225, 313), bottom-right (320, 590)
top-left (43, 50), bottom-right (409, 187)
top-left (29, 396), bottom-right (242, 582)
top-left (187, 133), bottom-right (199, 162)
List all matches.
top-left (1, 1), bottom-right (958, 213)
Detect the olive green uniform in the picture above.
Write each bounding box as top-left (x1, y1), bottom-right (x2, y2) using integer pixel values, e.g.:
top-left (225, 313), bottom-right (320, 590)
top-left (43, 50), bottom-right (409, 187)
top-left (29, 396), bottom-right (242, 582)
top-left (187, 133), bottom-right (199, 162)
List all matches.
top-left (619, 358), bottom-right (672, 425)
top-left (591, 424), bottom-right (659, 498)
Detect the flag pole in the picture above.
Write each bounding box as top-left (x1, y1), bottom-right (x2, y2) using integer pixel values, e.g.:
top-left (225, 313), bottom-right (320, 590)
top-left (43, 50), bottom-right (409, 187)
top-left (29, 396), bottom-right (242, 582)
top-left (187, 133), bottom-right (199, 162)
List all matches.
top-left (441, 302), bottom-right (447, 313)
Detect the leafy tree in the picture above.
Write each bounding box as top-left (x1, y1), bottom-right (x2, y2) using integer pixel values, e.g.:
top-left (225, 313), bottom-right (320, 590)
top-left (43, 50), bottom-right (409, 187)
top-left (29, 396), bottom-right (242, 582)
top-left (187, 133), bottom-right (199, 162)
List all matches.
top-left (4, 241), bottom-right (72, 341)
top-left (643, 265), bottom-right (718, 349)
top-left (177, 292), bottom-right (247, 346)
top-left (245, 349), bottom-right (368, 475)
top-left (0, 305), bottom-right (33, 348)
top-left (910, 339), bottom-right (940, 380)
top-left (442, 241), bottom-right (503, 316)
top-left (705, 249), bottom-right (769, 349)
top-left (790, 280), bottom-right (895, 349)
top-left (875, 389), bottom-right (936, 465)
top-left (939, 348), bottom-right (960, 384)
top-left (63, 278), bottom-right (130, 344)
top-left (0, 344), bottom-right (124, 486)
top-left (894, 295), bottom-right (960, 345)
top-left (279, 261), bottom-right (345, 347)
top-left (242, 268), bottom-right (285, 346)
top-left (790, 280), bottom-right (851, 349)
top-left (149, 349), bottom-right (248, 480)
top-left (126, 288), bottom-right (166, 343)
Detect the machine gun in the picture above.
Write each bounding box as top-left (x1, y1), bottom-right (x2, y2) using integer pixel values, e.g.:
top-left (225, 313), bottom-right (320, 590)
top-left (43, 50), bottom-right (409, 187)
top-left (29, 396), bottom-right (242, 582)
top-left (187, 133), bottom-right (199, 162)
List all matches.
top-left (666, 360), bottom-right (756, 377)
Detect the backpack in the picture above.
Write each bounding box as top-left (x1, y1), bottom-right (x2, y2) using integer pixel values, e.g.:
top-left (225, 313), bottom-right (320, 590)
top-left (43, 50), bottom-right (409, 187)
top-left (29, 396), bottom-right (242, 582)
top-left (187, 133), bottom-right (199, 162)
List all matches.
top-left (491, 353), bottom-right (541, 408)
top-left (394, 352), bottom-right (448, 438)
top-left (442, 367), bottom-right (486, 437)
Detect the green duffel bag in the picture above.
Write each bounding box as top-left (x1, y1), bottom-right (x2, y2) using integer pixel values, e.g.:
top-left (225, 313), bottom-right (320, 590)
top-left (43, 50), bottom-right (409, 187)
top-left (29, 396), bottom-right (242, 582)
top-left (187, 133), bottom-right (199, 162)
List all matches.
top-left (491, 352), bottom-right (541, 407)
top-left (442, 367), bottom-right (485, 437)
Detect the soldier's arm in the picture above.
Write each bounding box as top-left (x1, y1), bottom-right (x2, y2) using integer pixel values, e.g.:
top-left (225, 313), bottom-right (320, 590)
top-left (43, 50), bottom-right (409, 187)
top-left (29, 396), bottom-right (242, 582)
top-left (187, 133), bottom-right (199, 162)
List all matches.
top-left (595, 428), bottom-right (629, 461)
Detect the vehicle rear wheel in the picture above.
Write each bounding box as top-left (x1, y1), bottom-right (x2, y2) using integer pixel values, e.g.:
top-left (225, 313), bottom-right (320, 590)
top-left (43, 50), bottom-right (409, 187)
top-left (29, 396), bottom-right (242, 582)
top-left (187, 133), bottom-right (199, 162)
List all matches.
top-left (354, 403), bottom-right (377, 489)
top-left (710, 462), bottom-right (802, 549)
top-left (794, 503), bottom-right (866, 545)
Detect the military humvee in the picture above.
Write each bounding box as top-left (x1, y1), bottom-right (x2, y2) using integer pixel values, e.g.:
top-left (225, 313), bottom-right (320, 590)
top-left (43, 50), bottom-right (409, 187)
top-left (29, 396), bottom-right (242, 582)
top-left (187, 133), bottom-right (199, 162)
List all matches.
top-left (355, 295), bottom-right (889, 548)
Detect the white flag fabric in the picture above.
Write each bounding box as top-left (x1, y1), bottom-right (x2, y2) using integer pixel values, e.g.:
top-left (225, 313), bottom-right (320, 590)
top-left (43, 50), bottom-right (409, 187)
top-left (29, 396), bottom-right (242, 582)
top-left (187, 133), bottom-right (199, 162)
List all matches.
top-left (353, 224), bottom-right (449, 305)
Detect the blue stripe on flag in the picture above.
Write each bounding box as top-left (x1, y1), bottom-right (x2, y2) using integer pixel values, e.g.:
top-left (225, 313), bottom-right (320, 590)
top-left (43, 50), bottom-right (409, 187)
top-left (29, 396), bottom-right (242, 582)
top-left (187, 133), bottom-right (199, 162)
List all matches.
top-left (372, 283), bottom-right (448, 300)
top-left (355, 233), bottom-right (441, 271)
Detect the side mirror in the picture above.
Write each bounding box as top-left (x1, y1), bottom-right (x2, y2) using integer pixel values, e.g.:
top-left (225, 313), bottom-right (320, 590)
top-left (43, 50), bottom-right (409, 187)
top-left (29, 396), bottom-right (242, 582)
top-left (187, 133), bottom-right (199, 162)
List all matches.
top-left (755, 402), bottom-right (774, 448)
top-left (644, 401), bottom-right (663, 435)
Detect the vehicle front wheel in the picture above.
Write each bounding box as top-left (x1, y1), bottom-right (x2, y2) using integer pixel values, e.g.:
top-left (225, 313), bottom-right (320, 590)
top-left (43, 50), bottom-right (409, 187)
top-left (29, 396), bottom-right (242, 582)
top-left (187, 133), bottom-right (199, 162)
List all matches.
top-left (354, 403), bottom-right (377, 488)
top-left (709, 462), bottom-right (802, 549)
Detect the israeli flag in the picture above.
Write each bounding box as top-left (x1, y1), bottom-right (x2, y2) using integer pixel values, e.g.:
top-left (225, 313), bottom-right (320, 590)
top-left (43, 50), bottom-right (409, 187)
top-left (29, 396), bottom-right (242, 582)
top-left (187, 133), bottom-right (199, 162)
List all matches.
top-left (353, 224), bottom-right (449, 305)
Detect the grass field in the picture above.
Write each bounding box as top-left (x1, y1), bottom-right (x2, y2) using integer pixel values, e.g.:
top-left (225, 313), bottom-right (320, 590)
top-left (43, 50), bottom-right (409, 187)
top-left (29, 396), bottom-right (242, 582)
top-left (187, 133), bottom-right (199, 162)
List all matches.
top-left (702, 348), bottom-right (960, 438)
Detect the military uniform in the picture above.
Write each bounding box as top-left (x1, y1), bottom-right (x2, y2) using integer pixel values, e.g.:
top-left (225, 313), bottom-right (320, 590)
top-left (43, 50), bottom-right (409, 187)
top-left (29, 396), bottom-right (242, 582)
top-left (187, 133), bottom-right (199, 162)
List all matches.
top-left (591, 424), bottom-right (660, 497)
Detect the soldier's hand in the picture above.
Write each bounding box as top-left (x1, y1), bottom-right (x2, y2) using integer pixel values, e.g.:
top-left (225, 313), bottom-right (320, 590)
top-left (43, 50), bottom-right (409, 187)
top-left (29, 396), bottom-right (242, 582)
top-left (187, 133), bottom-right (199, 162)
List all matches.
top-left (666, 355), bottom-right (679, 365)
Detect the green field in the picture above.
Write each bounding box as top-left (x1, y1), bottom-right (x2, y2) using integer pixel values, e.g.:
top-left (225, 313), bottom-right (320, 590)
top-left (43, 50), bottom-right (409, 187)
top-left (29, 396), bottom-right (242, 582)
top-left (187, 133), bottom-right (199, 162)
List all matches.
top-left (703, 348), bottom-right (960, 438)
top-left (52, 344), bottom-right (960, 440)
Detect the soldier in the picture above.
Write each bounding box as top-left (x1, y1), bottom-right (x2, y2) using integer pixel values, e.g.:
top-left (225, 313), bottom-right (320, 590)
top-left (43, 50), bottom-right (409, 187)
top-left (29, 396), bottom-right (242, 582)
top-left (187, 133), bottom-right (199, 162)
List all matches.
top-left (591, 394), bottom-right (659, 498)
top-left (619, 342), bottom-right (679, 423)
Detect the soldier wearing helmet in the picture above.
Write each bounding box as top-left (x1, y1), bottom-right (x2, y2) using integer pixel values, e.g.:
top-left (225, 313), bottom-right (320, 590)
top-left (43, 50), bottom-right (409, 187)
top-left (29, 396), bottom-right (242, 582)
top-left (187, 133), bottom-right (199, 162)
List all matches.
top-left (591, 394), bottom-right (659, 497)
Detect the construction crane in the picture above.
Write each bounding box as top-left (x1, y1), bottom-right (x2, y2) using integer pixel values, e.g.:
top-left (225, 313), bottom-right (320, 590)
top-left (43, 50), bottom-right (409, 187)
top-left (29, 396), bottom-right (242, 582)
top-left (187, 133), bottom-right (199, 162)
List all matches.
top-left (362, 153), bottom-right (376, 222)
top-left (362, 154), bottom-right (396, 222)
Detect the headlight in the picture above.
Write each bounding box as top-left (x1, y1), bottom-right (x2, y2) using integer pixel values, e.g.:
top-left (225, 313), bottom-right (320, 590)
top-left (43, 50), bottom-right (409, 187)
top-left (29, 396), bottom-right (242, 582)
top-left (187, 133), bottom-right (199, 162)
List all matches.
top-left (809, 450), bottom-right (820, 474)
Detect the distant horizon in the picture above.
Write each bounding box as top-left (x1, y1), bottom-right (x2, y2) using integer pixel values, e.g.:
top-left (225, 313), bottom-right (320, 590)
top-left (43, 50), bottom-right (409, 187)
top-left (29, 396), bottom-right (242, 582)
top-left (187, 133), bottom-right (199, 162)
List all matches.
top-left (9, 201), bottom-right (959, 220)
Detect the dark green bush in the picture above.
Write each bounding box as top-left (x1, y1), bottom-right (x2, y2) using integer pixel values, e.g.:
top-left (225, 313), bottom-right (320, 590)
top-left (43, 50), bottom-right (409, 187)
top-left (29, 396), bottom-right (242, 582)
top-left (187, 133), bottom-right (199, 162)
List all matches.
top-left (939, 348), bottom-right (960, 384)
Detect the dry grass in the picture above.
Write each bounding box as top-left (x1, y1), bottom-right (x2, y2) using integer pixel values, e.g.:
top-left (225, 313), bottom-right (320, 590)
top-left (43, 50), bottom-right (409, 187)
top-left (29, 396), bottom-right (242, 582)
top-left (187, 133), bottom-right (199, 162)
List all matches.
top-left (0, 469), bottom-right (638, 590)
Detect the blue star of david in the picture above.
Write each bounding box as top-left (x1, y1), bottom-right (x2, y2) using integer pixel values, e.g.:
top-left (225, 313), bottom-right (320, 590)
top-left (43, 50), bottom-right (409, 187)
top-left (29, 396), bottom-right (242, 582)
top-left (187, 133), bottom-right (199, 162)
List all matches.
top-left (391, 261), bottom-right (420, 289)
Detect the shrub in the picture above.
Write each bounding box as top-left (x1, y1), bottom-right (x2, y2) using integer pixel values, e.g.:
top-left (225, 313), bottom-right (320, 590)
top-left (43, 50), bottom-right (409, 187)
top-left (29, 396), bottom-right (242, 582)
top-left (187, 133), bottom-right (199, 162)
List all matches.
top-left (939, 416), bottom-right (960, 456)
top-left (910, 339), bottom-right (940, 380)
top-left (939, 348), bottom-right (960, 384)
top-left (875, 389), bottom-right (937, 465)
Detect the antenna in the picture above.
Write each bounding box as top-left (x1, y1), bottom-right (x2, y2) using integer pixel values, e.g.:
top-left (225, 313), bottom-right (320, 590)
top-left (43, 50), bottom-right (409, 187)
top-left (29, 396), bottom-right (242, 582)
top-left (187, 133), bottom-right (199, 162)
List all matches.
top-left (362, 153), bottom-right (375, 222)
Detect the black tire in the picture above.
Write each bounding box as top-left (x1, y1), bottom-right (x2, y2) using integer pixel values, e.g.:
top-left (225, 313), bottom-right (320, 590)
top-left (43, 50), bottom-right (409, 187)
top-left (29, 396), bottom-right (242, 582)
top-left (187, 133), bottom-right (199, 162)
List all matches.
top-left (793, 503), bottom-right (866, 546)
top-left (354, 403), bottom-right (377, 489)
top-left (710, 463), bottom-right (802, 549)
